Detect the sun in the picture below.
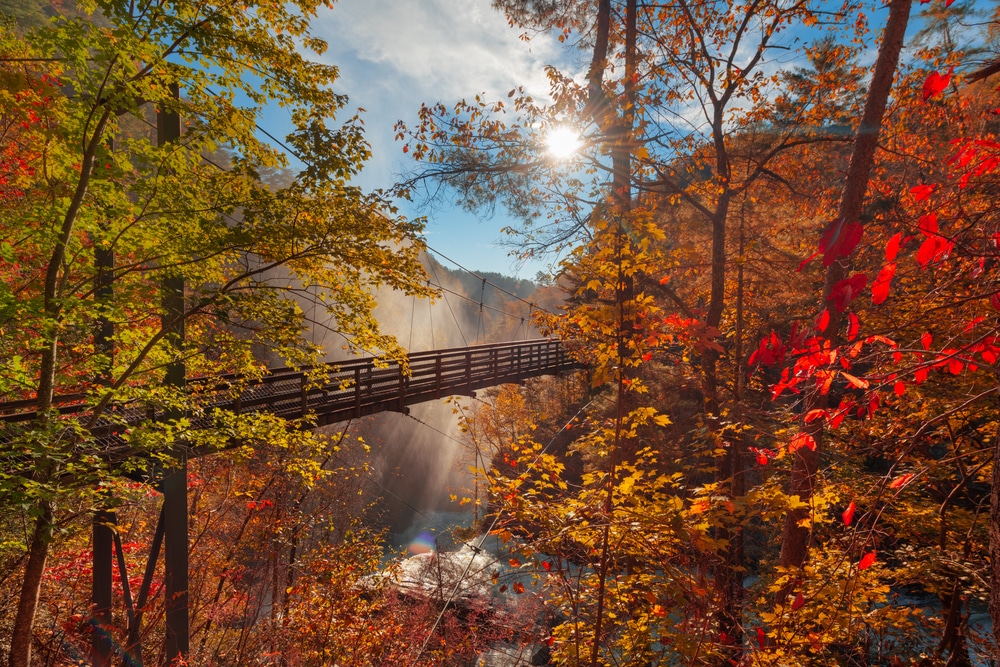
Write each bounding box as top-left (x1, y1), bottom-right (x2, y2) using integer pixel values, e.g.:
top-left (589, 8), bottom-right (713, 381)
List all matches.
top-left (545, 125), bottom-right (582, 159)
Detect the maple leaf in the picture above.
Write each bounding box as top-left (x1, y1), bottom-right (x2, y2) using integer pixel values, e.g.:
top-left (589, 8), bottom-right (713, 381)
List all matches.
top-left (922, 68), bottom-right (952, 101)
top-left (859, 551), bottom-right (877, 570)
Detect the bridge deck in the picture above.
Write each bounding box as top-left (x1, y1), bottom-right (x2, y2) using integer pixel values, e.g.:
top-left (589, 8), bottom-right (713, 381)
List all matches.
top-left (0, 339), bottom-right (581, 443)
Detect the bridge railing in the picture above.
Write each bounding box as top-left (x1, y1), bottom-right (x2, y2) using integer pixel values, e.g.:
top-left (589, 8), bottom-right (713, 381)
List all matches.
top-left (0, 339), bottom-right (583, 438)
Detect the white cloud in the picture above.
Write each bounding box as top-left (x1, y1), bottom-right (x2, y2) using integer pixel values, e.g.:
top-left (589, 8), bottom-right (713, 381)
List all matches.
top-left (317, 0), bottom-right (562, 102)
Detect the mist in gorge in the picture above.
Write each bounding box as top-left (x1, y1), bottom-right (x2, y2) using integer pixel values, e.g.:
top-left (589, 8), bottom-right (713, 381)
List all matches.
top-left (306, 252), bottom-right (556, 551)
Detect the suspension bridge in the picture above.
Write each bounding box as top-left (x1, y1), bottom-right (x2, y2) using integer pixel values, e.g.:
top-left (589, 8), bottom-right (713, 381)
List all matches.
top-left (0, 81), bottom-right (586, 667)
top-left (0, 338), bottom-right (582, 666)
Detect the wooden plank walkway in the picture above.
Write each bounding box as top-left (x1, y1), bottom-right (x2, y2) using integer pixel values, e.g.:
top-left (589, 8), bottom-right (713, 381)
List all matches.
top-left (0, 339), bottom-right (581, 441)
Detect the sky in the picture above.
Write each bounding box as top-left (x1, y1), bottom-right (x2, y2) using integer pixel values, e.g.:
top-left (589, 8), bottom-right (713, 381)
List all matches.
top-left (284, 0), bottom-right (575, 279)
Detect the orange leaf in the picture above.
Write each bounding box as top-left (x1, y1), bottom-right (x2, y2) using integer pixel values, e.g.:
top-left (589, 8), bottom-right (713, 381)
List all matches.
top-left (513, 581), bottom-right (525, 594)
top-left (841, 372), bottom-right (869, 389)
top-left (859, 551), bottom-right (877, 570)
top-left (889, 473), bottom-right (914, 489)
top-left (804, 409), bottom-right (828, 423)
top-left (789, 432), bottom-right (816, 452)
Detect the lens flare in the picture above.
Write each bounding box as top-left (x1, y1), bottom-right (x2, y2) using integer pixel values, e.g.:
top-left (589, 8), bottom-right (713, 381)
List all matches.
top-left (545, 125), bottom-right (581, 159)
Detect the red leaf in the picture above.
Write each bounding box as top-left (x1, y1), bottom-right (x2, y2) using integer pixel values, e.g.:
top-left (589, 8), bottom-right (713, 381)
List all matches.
top-left (889, 472), bottom-right (914, 489)
top-left (948, 357), bottom-right (964, 375)
top-left (848, 312), bottom-right (861, 340)
top-left (789, 432), bottom-right (816, 452)
top-left (963, 316), bottom-right (985, 333)
top-left (842, 500), bottom-right (856, 526)
top-left (859, 551), bottom-right (877, 570)
top-left (885, 232), bottom-right (902, 262)
top-left (893, 381), bottom-right (905, 396)
top-left (871, 263), bottom-right (896, 305)
top-left (513, 581), bottom-right (525, 594)
top-left (922, 69), bottom-right (952, 101)
top-left (804, 409), bottom-right (828, 423)
top-left (916, 236), bottom-right (938, 267)
top-left (910, 183), bottom-right (935, 202)
top-left (829, 273), bottom-right (868, 312)
top-left (792, 592), bottom-right (805, 611)
top-left (991, 293), bottom-right (1000, 311)
top-left (816, 309), bottom-right (830, 332)
top-left (819, 219), bottom-right (863, 266)
top-left (919, 212), bottom-right (938, 236)
top-left (915, 367), bottom-right (929, 383)
top-left (756, 627), bottom-right (766, 649)
top-left (797, 249), bottom-right (821, 272)
top-left (756, 453), bottom-right (768, 466)
top-left (921, 332), bottom-right (933, 349)
top-left (542, 561), bottom-right (551, 571)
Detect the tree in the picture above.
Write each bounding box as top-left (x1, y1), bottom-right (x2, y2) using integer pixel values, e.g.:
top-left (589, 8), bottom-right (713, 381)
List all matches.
top-left (0, 1), bottom-right (429, 663)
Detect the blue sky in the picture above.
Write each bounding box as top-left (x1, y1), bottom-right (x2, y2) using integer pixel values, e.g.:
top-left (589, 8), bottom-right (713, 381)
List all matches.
top-left (296, 0), bottom-right (573, 279)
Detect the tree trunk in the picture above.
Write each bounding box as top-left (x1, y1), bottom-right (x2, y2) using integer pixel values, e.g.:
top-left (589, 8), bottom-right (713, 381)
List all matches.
top-left (9, 502), bottom-right (54, 667)
top-left (990, 425), bottom-right (1000, 650)
top-left (778, 0), bottom-right (913, 577)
